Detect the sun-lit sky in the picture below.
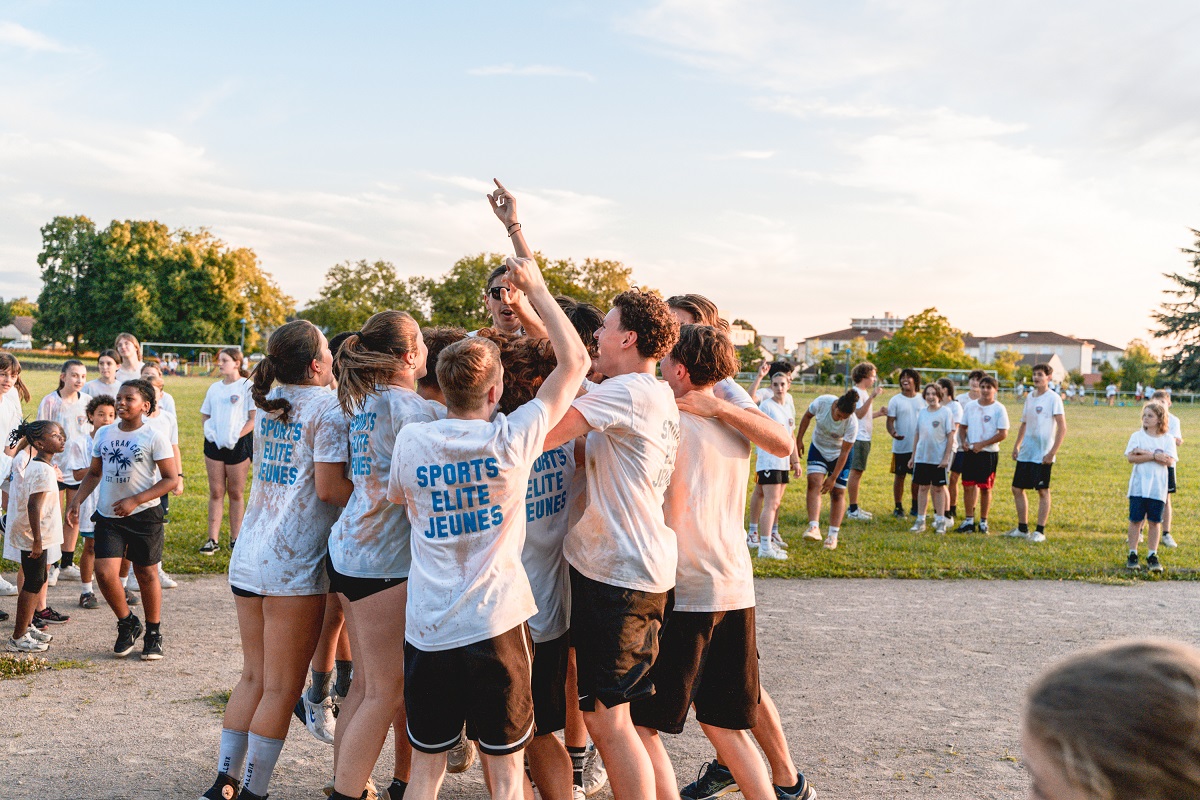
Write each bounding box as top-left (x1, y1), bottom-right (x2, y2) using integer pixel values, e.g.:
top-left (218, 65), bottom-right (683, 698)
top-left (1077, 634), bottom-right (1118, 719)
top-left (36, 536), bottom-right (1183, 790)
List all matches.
top-left (2, 1), bottom-right (1199, 351)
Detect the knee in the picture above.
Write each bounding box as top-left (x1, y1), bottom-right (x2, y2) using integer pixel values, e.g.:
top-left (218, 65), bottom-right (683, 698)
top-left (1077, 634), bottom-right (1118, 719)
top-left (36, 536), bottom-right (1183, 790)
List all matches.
top-left (209, 485), bottom-right (226, 502)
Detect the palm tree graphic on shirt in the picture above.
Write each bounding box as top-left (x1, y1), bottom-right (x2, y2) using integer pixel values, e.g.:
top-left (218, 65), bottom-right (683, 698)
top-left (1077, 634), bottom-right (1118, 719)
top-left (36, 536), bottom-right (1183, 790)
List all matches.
top-left (101, 441), bottom-right (145, 473)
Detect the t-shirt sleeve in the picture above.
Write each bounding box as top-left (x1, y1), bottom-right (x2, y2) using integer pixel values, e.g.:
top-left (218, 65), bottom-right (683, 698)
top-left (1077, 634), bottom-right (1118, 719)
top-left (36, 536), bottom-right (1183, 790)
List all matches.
top-left (386, 433), bottom-right (411, 506)
top-left (1052, 394), bottom-right (1065, 416)
top-left (754, 388), bottom-right (772, 404)
top-left (92, 431), bottom-right (104, 458)
top-left (200, 385), bottom-right (215, 416)
top-left (572, 381), bottom-right (630, 433)
top-left (997, 406), bottom-right (1010, 430)
top-left (65, 438), bottom-right (87, 471)
top-left (314, 399), bottom-right (350, 464)
top-left (887, 396), bottom-right (898, 418)
top-left (714, 378), bottom-right (757, 411)
top-left (150, 430), bottom-right (174, 463)
top-left (167, 414), bottom-right (179, 445)
top-left (37, 395), bottom-right (53, 421)
top-left (1166, 436), bottom-right (1179, 460)
top-left (842, 414), bottom-right (858, 444)
top-left (503, 400), bottom-right (552, 468)
top-left (29, 463), bottom-right (58, 495)
top-left (1125, 432), bottom-right (1140, 455)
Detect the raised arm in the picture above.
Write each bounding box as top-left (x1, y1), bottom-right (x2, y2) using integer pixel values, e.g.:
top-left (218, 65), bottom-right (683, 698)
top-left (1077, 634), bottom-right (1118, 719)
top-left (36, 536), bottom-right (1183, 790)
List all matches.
top-left (748, 360), bottom-right (770, 397)
top-left (488, 179), bottom-right (548, 340)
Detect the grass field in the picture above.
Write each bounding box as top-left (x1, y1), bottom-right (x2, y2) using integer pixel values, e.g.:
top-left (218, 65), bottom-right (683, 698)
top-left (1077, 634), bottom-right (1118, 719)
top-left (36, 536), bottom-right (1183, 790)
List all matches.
top-left (7, 369), bottom-right (1197, 581)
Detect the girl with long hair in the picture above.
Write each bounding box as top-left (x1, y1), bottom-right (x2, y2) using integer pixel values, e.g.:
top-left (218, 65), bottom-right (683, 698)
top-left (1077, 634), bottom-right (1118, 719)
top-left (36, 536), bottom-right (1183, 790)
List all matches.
top-left (199, 347), bottom-right (254, 555)
top-left (37, 359), bottom-right (91, 584)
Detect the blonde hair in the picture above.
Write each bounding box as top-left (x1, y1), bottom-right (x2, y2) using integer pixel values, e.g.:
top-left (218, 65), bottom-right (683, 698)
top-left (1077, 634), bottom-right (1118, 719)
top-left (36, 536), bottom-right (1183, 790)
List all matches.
top-left (1024, 639), bottom-right (1200, 799)
top-left (334, 310), bottom-right (421, 415)
top-left (437, 337), bottom-right (502, 412)
top-left (115, 332), bottom-right (142, 360)
top-left (1143, 401), bottom-right (1169, 436)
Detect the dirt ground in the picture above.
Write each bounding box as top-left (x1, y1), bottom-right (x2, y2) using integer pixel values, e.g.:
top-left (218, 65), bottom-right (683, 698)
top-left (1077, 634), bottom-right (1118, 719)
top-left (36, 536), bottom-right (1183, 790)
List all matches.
top-left (3, 575), bottom-right (1197, 799)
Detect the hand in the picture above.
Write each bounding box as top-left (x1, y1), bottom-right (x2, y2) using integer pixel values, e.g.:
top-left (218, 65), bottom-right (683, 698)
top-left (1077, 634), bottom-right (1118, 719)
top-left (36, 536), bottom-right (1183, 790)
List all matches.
top-left (758, 360), bottom-right (771, 378)
top-left (939, 458), bottom-right (951, 469)
top-left (112, 497), bottom-right (139, 518)
top-left (30, 542), bottom-right (42, 560)
top-left (501, 256), bottom-right (544, 299)
top-left (821, 476), bottom-right (835, 495)
top-left (1042, 453), bottom-right (1055, 465)
top-left (173, 477), bottom-right (184, 497)
top-left (972, 442), bottom-right (983, 453)
top-left (676, 390), bottom-right (723, 418)
top-left (890, 431), bottom-right (904, 440)
top-left (66, 502), bottom-right (80, 527)
top-left (487, 179), bottom-right (519, 228)
top-left (871, 385), bottom-right (883, 398)
top-left (791, 462), bottom-right (802, 478)
top-left (1011, 446), bottom-right (1019, 461)
top-left (907, 457), bottom-right (915, 470)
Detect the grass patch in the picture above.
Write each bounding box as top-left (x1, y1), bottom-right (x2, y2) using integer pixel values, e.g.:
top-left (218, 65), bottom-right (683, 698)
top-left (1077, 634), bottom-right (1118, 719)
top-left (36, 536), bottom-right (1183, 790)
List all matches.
top-left (0, 653), bottom-right (48, 679)
top-left (203, 688), bottom-right (232, 713)
top-left (10, 372), bottom-right (1200, 580)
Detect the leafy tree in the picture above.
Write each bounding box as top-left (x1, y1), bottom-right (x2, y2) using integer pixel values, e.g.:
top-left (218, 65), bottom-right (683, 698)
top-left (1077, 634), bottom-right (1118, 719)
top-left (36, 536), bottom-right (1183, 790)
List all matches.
top-left (0, 298), bottom-right (12, 329)
top-left (34, 215), bottom-right (97, 354)
top-left (9, 298), bottom-right (36, 317)
top-left (1118, 340), bottom-right (1158, 390)
top-left (872, 307), bottom-right (978, 376)
top-left (988, 349), bottom-right (1023, 382)
top-left (1154, 229), bottom-right (1200, 389)
top-left (1067, 369), bottom-right (1084, 386)
top-left (1098, 360), bottom-right (1121, 387)
top-left (299, 259), bottom-right (429, 334)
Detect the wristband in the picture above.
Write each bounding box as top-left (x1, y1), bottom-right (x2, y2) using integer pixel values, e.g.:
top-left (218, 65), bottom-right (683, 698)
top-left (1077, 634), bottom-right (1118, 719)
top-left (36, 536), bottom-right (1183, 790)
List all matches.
top-left (507, 222), bottom-right (522, 236)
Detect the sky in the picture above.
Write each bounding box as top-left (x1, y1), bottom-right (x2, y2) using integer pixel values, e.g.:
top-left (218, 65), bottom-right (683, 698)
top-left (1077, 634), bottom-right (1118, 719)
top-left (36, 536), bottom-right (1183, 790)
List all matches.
top-left (2, 1), bottom-right (1199, 352)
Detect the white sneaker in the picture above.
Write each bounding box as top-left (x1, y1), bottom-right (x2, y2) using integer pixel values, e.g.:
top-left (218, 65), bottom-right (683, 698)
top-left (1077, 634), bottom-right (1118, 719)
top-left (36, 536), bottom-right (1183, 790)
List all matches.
top-left (158, 567), bottom-right (178, 589)
top-left (1162, 533), bottom-right (1178, 548)
top-left (6, 632), bottom-right (47, 652)
top-left (846, 508), bottom-right (874, 521)
top-left (300, 694), bottom-right (336, 744)
top-left (573, 786), bottom-right (586, 800)
top-left (0, 577), bottom-right (17, 597)
top-left (446, 729), bottom-right (476, 773)
top-left (802, 523), bottom-right (822, 541)
top-left (26, 625), bottom-right (52, 643)
top-left (909, 521), bottom-right (926, 533)
top-left (580, 744), bottom-right (607, 796)
top-left (757, 543), bottom-right (787, 561)
top-left (1003, 528), bottom-right (1028, 539)
top-left (823, 532), bottom-right (839, 550)
top-left (770, 532), bottom-right (788, 550)
top-left (1028, 531), bottom-right (1047, 543)
top-left (47, 566), bottom-right (60, 587)
top-left (59, 564), bottom-right (81, 581)
top-left (746, 532), bottom-right (760, 548)
top-left (934, 518), bottom-right (948, 535)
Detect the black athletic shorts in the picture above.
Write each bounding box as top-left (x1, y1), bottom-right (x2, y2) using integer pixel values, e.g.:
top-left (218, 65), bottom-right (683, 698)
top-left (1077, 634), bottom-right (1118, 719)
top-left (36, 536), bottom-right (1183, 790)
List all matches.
top-left (960, 451), bottom-right (1000, 488)
top-left (912, 463), bottom-right (948, 487)
top-left (404, 624), bottom-right (535, 756)
top-left (93, 505), bottom-right (165, 567)
top-left (20, 549), bottom-right (49, 594)
top-left (1169, 466), bottom-right (1177, 495)
top-left (950, 450), bottom-right (966, 475)
top-left (57, 481), bottom-right (77, 493)
top-left (756, 469), bottom-right (789, 485)
top-left (531, 632), bottom-right (569, 735)
top-left (326, 558), bottom-right (407, 603)
top-left (231, 584), bottom-right (265, 599)
top-left (890, 453), bottom-right (914, 476)
top-left (1012, 461), bottom-right (1054, 491)
top-left (630, 607), bottom-right (759, 734)
top-left (569, 566), bottom-right (668, 712)
top-left (204, 433), bottom-right (253, 466)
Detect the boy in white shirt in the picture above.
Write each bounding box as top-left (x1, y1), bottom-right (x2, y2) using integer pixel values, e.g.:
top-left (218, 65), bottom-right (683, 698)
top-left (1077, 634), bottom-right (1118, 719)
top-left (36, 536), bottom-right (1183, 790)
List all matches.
top-left (1006, 364), bottom-right (1067, 542)
top-left (949, 370), bottom-right (985, 519)
top-left (907, 384), bottom-right (956, 534)
top-left (796, 390), bottom-right (859, 550)
top-left (1152, 390), bottom-right (1182, 548)
top-left (886, 368), bottom-right (925, 518)
top-left (847, 362), bottom-right (884, 521)
top-left (384, 256), bottom-right (588, 800)
top-left (955, 376), bottom-right (1009, 534)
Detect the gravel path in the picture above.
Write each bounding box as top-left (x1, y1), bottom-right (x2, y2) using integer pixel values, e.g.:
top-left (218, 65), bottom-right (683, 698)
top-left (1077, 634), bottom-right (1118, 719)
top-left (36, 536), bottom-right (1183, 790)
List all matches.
top-left (3, 575), bottom-right (1196, 799)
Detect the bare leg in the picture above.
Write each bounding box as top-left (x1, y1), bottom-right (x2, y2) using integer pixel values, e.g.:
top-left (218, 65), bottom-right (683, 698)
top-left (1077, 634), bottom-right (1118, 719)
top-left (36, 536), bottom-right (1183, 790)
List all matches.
top-left (95, 558), bottom-right (129, 619)
top-left (829, 487), bottom-right (847, 527)
top-left (1127, 520), bottom-right (1143, 551)
top-left (847, 469), bottom-right (865, 508)
top-left (916, 485), bottom-right (929, 517)
top-left (749, 483), bottom-right (764, 532)
top-left (392, 703), bottom-right (412, 784)
top-left (1013, 487), bottom-right (1028, 525)
top-left (892, 472), bottom-right (905, 507)
top-left (760, 484), bottom-right (785, 532)
top-left (311, 593), bottom-right (344, 673)
top-left (1147, 520), bottom-right (1163, 551)
top-left (635, 726), bottom-right (680, 800)
top-left (481, 753), bottom-right (526, 800)
top-left (750, 688), bottom-right (799, 786)
top-left (1035, 489), bottom-right (1049, 527)
top-left (406, 750), bottom-right (448, 800)
top-left (204, 457), bottom-right (227, 543)
top-left (132, 563), bottom-right (161, 624)
top-left (962, 485), bottom-right (978, 519)
top-left (702, 724), bottom-right (774, 800)
top-left (948, 471), bottom-right (960, 510)
top-left (804, 474), bottom-right (822, 524)
top-left (527, 733), bottom-right (574, 800)
top-left (80, 538), bottom-right (95, 585)
top-left (564, 648), bottom-right (587, 749)
top-left (979, 487), bottom-right (993, 521)
top-left (60, 488), bottom-right (79, 567)
top-left (332, 598), bottom-right (367, 776)
top-left (224, 596), bottom-right (267, 731)
top-left (933, 485), bottom-right (947, 517)
top-left (583, 700), bottom-right (655, 800)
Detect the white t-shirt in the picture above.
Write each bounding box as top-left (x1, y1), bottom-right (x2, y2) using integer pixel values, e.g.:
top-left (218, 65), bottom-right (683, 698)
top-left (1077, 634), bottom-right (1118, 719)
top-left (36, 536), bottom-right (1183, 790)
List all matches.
top-left (716, 377), bottom-right (757, 410)
top-left (115, 362), bottom-right (144, 383)
top-left (1169, 412), bottom-right (1183, 448)
top-left (201, 378), bottom-right (254, 449)
top-left (5, 459), bottom-right (64, 553)
top-left (523, 444), bottom-right (575, 643)
top-left (755, 396), bottom-right (795, 472)
top-left (329, 386), bottom-right (436, 580)
top-left (158, 392), bottom-right (176, 418)
top-left (807, 395), bottom-right (858, 462)
top-left (91, 422), bottom-right (174, 517)
top-left (887, 394), bottom-right (924, 454)
top-left (1018, 390), bottom-right (1066, 463)
top-left (913, 406), bottom-right (955, 465)
top-left (1126, 430), bottom-right (1177, 501)
top-left (665, 412), bottom-right (755, 613)
top-left (854, 386), bottom-right (875, 441)
top-left (946, 399), bottom-right (965, 452)
top-left (0, 390), bottom-right (22, 488)
top-left (82, 378), bottom-right (120, 400)
top-left (38, 390), bottom-right (93, 480)
top-left (229, 385), bottom-right (349, 596)
top-left (65, 433), bottom-right (99, 532)
top-left (1106, 384), bottom-right (1118, 397)
top-left (390, 400), bottom-right (547, 651)
top-left (563, 373), bottom-right (680, 594)
top-left (963, 400), bottom-right (1010, 453)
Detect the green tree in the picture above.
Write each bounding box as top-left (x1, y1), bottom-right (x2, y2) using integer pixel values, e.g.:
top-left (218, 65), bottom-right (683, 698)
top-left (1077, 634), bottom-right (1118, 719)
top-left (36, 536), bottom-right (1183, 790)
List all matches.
top-left (299, 259), bottom-right (429, 334)
top-left (9, 298), bottom-right (36, 317)
top-left (1067, 369), bottom-right (1084, 386)
top-left (988, 349), bottom-right (1023, 382)
top-left (872, 308), bottom-right (978, 376)
top-left (0, 298), bottom-right (11, 329)
top-left (1098, 360), bottom-right (1121, 387)
top-left (1154, 229), bottom-right (1200, 389)
top-left (1118, 340), bottom-right (1158, 390)
top-left (34, 215), bottom-right (98, 353)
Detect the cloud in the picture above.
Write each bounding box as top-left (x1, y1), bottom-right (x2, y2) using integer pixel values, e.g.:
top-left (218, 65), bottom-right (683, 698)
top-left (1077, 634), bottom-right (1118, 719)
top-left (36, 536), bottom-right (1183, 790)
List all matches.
top-left (467, 64), bottom-right (596, 82)
top-left (0, 21), bottom-right (71, 53)
top-left (731, 150), bottom-right (775, 160)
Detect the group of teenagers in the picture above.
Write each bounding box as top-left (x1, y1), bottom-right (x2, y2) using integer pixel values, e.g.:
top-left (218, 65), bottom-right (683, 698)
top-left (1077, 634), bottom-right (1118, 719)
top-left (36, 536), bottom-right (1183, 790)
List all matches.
top-left (0, 334), bottom-right (187, 658)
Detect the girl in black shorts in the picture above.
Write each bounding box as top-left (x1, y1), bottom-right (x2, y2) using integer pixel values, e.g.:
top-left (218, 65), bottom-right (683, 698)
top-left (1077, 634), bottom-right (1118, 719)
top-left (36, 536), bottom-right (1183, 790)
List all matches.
top-left (199, 347), bottom-right (254, 554)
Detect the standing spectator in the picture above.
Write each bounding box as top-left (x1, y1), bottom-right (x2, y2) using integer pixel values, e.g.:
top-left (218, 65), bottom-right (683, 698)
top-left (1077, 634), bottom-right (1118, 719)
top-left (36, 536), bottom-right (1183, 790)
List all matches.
top-left (198, 348), bottom-right (254, 555)
top-left (907, 383), bottom-right (955, 534)
top-left (1124, 402), bottom-right (1176, 573)
top-left (846, 362), bottom-right (884, 521)
top-left (1152, 389), bottom-right (1183, 548)
top-left (1106, 382), bottom-right (1118, 407)
top-left (886, 369), bottom-right (924, 518)
top-left (82, 350), bottom-right (121, 400)
top-left (113, 333), bottom-right (145, 383)
top-left (955, 376), bottom-right (1009, 534)
top-left (1006, 364), bottom-right (1067, 542)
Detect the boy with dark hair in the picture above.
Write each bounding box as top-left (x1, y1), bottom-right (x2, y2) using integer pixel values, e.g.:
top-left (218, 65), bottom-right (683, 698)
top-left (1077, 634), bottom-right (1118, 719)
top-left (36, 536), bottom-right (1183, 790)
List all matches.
top-left (796, 389), bottom-right (860, 550)
top-left (949, 369), bottom-right (986, 519)
top-left (956, 375), bottom-right (1009, 534)
top-left (886, 368), bottom-right (924, 518)
top-left (384, 256), bottom-right (589, 800)
top-left (847, 362), bottom-right (883, 521)
top-left (1006, 364), bottom-right (1066, 542)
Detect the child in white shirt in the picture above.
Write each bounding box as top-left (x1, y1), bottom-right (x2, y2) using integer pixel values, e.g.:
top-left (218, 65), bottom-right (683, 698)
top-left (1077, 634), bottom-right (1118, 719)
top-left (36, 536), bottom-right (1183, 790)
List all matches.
top-left (1125, 402), bottom-right (1177, 573)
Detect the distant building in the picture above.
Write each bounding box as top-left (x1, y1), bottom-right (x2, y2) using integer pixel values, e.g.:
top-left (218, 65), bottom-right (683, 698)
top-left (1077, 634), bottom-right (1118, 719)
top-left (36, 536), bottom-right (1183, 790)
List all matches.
top-left (848, 312), bottom-right (906, 333)
top-left (760, 335), bottom-right (788, 356)
top-left (1015, 353), bottom-right (1068, 383)
top-left (0, 315), bottom-right (34, 344)
top-left (797, 327), bottom-right (891, 364)
top-left (976, 331), bottom-right (1094, 375)
top-left (727, 323), bottom-right (756, 347)
top-left (1084, 338), bottom-right (1123, 371)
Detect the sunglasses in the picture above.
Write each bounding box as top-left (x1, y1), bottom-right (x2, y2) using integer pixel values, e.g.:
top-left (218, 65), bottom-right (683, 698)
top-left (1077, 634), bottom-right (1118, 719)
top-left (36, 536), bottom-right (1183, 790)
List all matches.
top-left (486, 287), bottom-right (506, 300)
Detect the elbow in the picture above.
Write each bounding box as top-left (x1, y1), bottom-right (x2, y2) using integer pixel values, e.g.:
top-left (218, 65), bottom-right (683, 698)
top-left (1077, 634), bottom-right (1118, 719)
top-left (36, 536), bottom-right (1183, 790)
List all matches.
top-left (767, 437), bottom-right (793, 459)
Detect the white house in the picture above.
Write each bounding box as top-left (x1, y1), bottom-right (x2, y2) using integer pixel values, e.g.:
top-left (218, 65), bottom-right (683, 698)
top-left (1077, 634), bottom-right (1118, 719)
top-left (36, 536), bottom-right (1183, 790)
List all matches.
top-left (726, 323), bottom-right (756, 347)
top-left (975, 331), bottom-right (1094, 375)
top-left (1084, 338), bottom-right (1123, 371)
top-left (797, 327), bottom-right (891, 364)
top-left (760, 335), bottom-right (788, 356)
top-left (0, 316), bottom-right (34, 344)
top-left (848, 312), bottom-right (906, 333)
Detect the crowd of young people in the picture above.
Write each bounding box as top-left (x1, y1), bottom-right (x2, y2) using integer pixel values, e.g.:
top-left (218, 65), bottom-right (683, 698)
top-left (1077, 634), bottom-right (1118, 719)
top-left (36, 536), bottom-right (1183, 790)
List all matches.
top-left (0, 181), bottom-right (1191, 799)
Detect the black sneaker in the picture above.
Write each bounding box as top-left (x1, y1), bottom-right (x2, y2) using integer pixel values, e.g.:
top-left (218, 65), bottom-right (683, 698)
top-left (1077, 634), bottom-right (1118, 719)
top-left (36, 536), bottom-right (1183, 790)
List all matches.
top-left (954, 521), bottom-right (977, 534)
top-left (1147, 553), bottom-right (1164, 573)
top-left (199, 539), bottom-right (221, 555)
top-left (125, 587), bottom-right (140, 606)
top-left (35, 606), bottom-right (70, 625)
top-left (114, 613), bottom-right (143, 657)
top-left (0, 609), bottom-right (7, 622)
top-left (31, 616), bottom-right (47, 631)
top-left (1126, 552), bottom-right (1141, 571)
top-left (891, 508), bottom-right (905, 519)
top-left (142, 629), bottom-right (164, 660)
top-left (680, 759), bottom-right (738, 800)
top-left (775, 772), bottom-right (816, 800)
top-left (201, 773), bottom-right (240, 800)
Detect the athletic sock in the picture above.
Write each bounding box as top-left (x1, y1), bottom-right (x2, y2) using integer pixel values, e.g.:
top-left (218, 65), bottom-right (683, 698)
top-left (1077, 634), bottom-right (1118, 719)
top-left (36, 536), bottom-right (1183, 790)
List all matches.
top-left (1036, 525), bottom-right (1045, 534)
top-left (980, 518), bottom-right (988, 526)
top-left (81, 581), bottom-right (93, 594)
top-left (948, 505), bottom-right (957, 517)
top-left (1163, 529), bottom-right (1171, 537)
top-left (242, 733), bottom-right (285, 796)
top-left (60, 551), bottom-right (75, 569)
top-left (335, 660), bottom-right (353, 697)
top-left (828, 526), bottom-right (839, 536)
top-left (121, 573), bottom-right (131, 588)
top-left (1149, 549), bottom-right (1157, 558)
top-left (568, 745), bottom-right (587, 787)
top-left (308, 669), bottom-right (332, 703)
top-left (963, 516), bottom-right (974, 525)
top-left (218, 728), bottom-right (249, 777)
top-left (749, 523), bottom-right (758, 535)
top-left (146, 621), bottom-right (161, 636)
top-left (849, 503), bottom-right (859, 513)
top-left (916, 515), bottom-right (926, 523)
top-left (387, 778), bottom-right (407, 800)
top-left (776, 775), bottom-right (804, 793)
top-left (1018, 523), bottom-right (1029, 533)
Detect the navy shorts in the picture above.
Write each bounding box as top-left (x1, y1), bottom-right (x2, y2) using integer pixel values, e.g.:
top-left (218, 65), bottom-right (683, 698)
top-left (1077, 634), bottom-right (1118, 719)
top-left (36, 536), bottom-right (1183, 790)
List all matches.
top-left (1129, 496), bottom-right (1166, 524)
top-left (806, 444), bottom-right (849, 489)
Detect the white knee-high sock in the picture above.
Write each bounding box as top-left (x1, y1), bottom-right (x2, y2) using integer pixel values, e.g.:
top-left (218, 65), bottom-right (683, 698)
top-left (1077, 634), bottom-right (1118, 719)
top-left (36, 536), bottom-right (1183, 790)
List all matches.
top-left (218, 728), bottom-right (249, 778)
top-left (242, 732), bottom-right (285, 796)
